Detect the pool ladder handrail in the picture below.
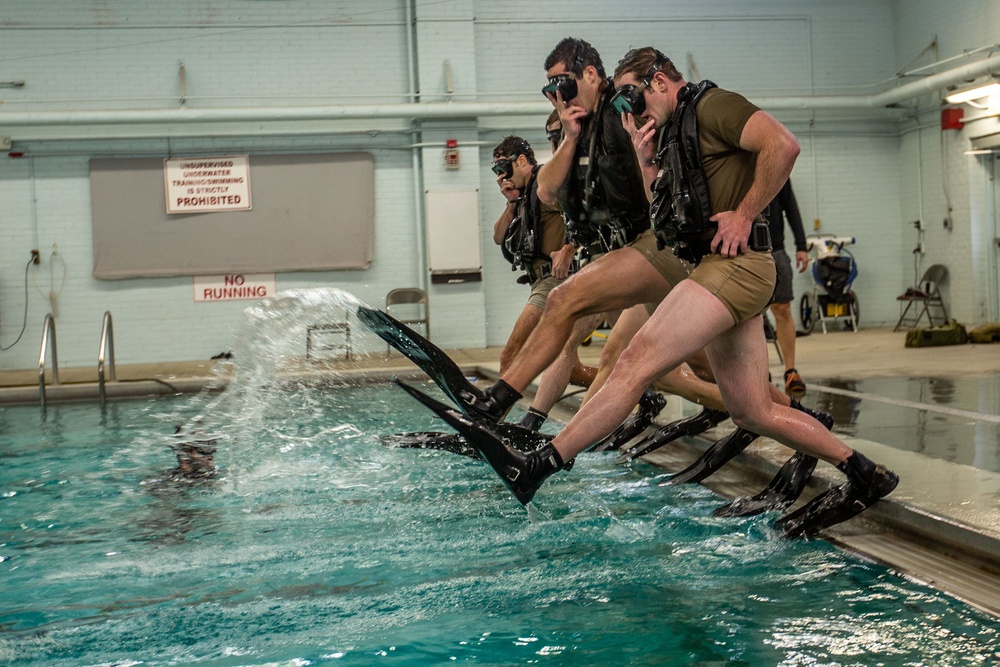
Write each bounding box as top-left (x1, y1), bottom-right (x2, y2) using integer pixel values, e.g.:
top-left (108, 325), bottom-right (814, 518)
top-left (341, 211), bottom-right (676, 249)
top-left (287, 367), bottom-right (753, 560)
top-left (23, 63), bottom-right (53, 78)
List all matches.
top-left (98, 310), bottom-right (117, 405)
top-left (38, 313), bottom-right (60, 407)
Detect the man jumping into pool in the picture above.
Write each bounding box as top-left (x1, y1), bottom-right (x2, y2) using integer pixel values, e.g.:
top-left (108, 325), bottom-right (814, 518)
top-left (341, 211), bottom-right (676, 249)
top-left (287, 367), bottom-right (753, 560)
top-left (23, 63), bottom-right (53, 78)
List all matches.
top-left (418, 47), bottom-right (899, 538)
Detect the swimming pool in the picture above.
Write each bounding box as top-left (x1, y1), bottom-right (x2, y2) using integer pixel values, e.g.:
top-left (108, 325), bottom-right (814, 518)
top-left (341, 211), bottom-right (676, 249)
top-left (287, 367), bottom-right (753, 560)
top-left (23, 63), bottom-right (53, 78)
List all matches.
top-left (2, 383), bottom-right (999, 666)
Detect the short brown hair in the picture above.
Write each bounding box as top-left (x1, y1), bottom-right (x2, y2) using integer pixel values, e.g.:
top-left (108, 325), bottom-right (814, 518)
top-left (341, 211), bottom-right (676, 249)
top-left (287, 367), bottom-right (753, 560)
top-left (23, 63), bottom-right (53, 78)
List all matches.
top-left (613, 47), bottom-right (681, 84)
top-left (544, 37), bottom-right (606, 80)
top-left (493, 135), bottom-right (536, 165)
top-left (545, 110), bottom-right (560, 131)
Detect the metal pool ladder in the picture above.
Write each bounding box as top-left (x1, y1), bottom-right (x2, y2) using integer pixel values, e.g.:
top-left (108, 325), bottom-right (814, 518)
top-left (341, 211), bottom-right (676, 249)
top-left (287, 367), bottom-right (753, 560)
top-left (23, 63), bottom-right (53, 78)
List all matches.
top-left (98, 310), bottom-right (116, 406)
top-left (38, 313), bottom-right (60, 408)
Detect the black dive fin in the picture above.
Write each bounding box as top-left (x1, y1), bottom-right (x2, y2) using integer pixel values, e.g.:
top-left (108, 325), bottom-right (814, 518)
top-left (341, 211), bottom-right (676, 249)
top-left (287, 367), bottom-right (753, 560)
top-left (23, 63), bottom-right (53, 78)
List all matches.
top-left (616, 408), bottom-right (729, 464)
top-left (380, 420), bottom-right (549, 459)
top-left (659, 427), bottom-right (759, 486)
top-left (771, 465), bottom-right (899, 538)
top-left (379, 431), bottom-right (481, 459)
top-left (393, 379), bottom-right (555, 504)
top-left (590, 390), bottom-right (667, 452)
top-left (357, 307), bottom-right (485, 414)
top-left (712, 453), bottom-right (818, 517)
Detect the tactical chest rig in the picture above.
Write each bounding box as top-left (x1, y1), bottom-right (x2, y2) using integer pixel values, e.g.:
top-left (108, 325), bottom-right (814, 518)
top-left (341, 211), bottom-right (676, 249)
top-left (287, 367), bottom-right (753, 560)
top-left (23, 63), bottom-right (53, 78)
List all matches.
top-left (650, 80), bottom-right (717, 264)
top-left (650, 81), bottom-right (772, 264)
top-left (501, 165), bottom-right (552, 282)
top-left (559, 88), bottom-right (648, 256)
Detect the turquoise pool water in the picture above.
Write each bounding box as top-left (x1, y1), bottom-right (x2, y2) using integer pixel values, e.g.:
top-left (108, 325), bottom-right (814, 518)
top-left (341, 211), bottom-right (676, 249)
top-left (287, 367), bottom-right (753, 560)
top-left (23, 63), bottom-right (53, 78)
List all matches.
top-left (2, 384), bottom-right (999, 666)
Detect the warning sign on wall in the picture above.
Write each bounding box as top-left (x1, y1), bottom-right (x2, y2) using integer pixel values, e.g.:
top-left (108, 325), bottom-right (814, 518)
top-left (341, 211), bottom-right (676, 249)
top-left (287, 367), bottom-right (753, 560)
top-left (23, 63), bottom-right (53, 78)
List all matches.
top-left (194, 273), bottom-right (275, 302)
top-left (165, 156), bottom-right (252, 214)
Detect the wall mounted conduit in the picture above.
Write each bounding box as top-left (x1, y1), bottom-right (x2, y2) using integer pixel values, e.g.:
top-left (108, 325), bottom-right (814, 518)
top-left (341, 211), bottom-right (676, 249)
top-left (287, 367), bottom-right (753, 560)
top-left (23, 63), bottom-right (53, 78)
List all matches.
top-left (3, 54), bottom-right (999, 141)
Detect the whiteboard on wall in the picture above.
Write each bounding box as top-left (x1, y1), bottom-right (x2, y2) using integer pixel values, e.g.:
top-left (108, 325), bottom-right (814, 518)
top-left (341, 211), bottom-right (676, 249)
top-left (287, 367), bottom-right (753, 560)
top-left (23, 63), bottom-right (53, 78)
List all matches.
top-left (425, 189), bottom-right (482, 277)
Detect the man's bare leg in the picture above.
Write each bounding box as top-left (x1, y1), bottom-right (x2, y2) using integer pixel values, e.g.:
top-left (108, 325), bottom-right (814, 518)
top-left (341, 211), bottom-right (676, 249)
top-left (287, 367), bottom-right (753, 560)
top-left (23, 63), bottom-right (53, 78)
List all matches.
top-left (499, 304), bottom-right (542, 375)
top-left (500, 248), bottom-right (673, 395)
top-left (524, 312), bottom-right (607, 426)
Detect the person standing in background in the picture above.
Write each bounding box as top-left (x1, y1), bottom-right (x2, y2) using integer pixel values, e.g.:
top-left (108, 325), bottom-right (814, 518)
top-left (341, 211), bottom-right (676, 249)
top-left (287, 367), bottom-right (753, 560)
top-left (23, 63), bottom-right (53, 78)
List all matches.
top-left (763, 180), bottom-right (809, 397)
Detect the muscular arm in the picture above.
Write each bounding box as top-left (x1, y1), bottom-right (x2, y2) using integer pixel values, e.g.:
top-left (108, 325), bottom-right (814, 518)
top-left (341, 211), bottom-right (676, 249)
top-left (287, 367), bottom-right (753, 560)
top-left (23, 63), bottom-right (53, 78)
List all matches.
top-left (623, 112), bottom-right (659, 202)
top-left (711, 110), bottom-right (800, 256)
top-left (734, 111), bottom-right (800, 223)
top-left (536, 135), bottom-right (577, 204)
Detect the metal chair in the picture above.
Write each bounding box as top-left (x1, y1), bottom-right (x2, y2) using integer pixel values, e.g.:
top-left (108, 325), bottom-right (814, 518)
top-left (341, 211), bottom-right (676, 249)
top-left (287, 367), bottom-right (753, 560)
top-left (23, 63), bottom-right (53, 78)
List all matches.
top-left (894, 264), bottom-right (948, 331)
top-left (385, 288), bottom-right (429, 355)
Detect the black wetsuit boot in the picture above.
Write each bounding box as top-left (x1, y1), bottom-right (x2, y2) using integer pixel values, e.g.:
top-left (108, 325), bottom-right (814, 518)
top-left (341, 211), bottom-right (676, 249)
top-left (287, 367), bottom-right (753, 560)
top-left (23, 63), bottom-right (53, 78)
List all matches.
top-left (772, 450), bottom-right (899, 538)
top-left (518, 408), bottom-right (548, 432)
top-left (491, 442), bottom-right (565, 505)
top-left (469, 380), bottom-right (522, 422)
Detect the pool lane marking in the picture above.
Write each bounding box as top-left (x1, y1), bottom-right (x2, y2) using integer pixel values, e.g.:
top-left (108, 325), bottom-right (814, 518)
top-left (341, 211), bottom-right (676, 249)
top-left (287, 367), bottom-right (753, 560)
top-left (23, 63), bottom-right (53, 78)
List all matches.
top-left (812, 384), bottom-right (1000, 424)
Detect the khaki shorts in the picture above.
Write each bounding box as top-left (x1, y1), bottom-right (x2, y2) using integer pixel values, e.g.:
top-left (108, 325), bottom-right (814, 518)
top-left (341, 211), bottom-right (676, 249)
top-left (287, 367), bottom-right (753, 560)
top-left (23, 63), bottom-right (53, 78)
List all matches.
top-left (527, 275), bottom-right (561, 310)
top-left (689, 250), bottom-right (776, 325)
top-left (630, 229), bottom-right (691, 286)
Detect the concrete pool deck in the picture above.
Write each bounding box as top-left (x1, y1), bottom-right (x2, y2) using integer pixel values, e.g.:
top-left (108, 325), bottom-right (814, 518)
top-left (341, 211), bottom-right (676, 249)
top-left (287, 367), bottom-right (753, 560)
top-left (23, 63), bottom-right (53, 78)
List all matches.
top-left (2, 326), bottom-right (1000, 615)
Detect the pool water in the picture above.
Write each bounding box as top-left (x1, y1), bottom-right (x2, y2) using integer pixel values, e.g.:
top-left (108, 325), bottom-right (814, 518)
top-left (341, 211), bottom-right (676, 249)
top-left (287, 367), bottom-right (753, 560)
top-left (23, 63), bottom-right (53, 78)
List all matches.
top-left (2, 384), bottom-right (999, 666)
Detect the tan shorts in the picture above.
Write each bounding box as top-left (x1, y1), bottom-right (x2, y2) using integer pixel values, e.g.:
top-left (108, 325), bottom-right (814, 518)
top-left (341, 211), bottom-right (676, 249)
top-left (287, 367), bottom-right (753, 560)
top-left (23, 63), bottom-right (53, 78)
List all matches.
top-left (689, 250), bottom-right (776, 325)
top-left (630, 229), bottom-right (691, 286)
top-left (527, 275), bottom-right (561, 309)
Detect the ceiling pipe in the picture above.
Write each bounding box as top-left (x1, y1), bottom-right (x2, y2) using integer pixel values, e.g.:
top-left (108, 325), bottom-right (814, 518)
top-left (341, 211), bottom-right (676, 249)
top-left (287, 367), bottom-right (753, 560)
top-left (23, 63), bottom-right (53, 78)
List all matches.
top-left (756, 52), bottom-right (1000, 110)
top-left (2, 54), bottom-right (999, 129)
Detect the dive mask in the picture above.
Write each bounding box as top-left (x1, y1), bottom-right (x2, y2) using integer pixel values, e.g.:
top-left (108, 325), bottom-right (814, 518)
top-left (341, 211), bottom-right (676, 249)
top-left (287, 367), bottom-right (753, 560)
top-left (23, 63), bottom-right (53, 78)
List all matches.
top-left (610, 83), bottom-right (647, 116)
top-left (541, 73), bottom-right (578, 102)
top-left (491, 157), bottom-right (514, 179)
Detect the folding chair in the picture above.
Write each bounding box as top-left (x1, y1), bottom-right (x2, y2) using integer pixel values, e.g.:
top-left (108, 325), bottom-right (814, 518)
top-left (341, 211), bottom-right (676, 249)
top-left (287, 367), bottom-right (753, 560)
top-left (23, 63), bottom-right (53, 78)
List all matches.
top-left (385, 288), bottom-right (429, 356)
top-left (894, 264), bottom-right (948, 331)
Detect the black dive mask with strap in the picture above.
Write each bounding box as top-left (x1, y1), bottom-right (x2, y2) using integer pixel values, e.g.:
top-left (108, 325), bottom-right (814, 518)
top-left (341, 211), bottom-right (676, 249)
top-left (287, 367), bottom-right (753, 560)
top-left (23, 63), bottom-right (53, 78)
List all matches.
top-left (650, 80), bottom-right (717, 263)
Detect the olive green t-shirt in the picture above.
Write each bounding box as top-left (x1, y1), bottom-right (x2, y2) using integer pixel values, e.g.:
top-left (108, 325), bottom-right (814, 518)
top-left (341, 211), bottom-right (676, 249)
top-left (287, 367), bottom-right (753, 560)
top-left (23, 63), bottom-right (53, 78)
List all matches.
top-left (695, 87), bottom-right (761, 216)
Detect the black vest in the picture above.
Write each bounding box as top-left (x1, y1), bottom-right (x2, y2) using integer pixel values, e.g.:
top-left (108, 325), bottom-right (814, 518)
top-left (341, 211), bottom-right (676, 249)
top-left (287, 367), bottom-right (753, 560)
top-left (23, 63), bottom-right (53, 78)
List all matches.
top-left (501, 165), bottom-right (549, 271)
top-left (650, 80), bottom-right (717, 264)
top-left (557, 86), bottom-right (649, 252)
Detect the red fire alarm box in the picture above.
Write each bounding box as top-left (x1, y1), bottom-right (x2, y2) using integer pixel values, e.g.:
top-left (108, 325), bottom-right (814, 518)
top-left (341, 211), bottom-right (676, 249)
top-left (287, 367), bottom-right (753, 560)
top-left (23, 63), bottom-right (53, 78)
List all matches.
top-left (444, 139), bottom-right (460, 170)
top-left (941, 107), bottom-right (964, 131)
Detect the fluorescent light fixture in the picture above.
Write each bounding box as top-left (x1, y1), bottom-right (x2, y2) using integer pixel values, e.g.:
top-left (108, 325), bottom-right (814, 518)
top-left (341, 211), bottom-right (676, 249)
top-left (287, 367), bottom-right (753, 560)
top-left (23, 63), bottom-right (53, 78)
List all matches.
top-left (946, 81), bottom-right (1000, 104)
top-left (963, 149), bottom-right (994, 155)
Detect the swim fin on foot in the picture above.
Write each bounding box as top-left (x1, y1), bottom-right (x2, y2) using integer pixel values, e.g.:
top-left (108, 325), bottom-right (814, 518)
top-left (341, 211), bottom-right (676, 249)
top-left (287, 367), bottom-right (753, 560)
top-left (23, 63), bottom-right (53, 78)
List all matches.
top-left (394, 379), bottom-right (564, 504)
top-left (357, 306), bottom-right (487, 414)
top-left (379, 431), bottom-right (480, 459)
top-left (380, 419), bottom-right (550, 460)
top-left (659, 427), bottom-right (759, 486)
top-left (771, 452), bottom-right (899, 538)
top-left (590, 388), bottom-right (667, 453)
top-left (712, 452), bottom-right (818, 517)
top-left (615, 407), bottom-right (729, 464)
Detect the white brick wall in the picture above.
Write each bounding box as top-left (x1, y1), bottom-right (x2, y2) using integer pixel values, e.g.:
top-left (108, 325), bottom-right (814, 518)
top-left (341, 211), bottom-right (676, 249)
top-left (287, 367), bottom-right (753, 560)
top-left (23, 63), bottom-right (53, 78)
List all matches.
top-left (2, 0), bottom-right (998, 371)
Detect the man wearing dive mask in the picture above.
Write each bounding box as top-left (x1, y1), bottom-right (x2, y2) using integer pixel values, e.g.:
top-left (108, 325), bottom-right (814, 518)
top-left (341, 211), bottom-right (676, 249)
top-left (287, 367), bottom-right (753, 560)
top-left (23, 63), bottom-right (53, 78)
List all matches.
top-left (491, 46), bottom-right (896, 536)
top-left (464, 37), bottom-right (736, 447)
top-left (488, 133), bottom-right (603, 432)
